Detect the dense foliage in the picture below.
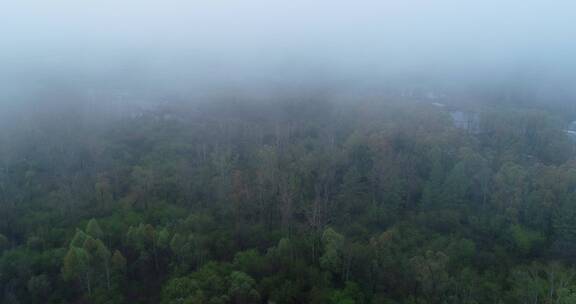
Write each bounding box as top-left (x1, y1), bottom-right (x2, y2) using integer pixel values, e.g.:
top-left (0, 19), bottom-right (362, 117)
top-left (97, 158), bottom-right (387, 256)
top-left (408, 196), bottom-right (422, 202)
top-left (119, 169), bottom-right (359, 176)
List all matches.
top-left (1, 97), bottom-right (576, 303)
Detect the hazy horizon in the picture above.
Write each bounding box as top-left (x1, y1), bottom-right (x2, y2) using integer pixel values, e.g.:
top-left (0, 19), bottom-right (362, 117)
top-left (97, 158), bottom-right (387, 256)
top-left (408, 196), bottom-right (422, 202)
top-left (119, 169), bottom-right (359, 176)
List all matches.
top-left (2, 1), bottom-right (576, 78)
top-left (1, 1), bottom-right (576, 120)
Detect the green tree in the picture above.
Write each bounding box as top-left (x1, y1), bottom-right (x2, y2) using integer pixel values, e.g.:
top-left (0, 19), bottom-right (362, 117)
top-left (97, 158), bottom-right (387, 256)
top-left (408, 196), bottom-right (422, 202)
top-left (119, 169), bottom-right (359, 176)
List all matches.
top-left (329, 282), bottom-right (365, 304)
top-left (410, 250), bottom-right (451, 302)
top-left (320, 228), bottom-right (345, 276)
top-left (508, 262), bottom-right (576, 304)
top-left (0, 233), bottom-right (8, 252)
top-left (27, 274), bottom-right (51, 301)
top-left (228, 271), bottom-right (260, 304)
top-left (86, 218), bottom-right (104, 239)
top-left (63, 246), bottom-right (92, 295)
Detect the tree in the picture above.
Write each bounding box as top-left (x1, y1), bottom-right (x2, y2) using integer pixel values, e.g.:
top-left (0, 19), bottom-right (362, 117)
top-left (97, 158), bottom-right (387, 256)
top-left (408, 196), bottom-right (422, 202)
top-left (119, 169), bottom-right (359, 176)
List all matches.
top-left (111, 250), bottom-right (127, 274)
top-left (328, 282), bottom-right (365, 304)
top-left (508, 262), bottom-right (576, 304)
top-left (84, 237), bottom-right (113, 290)
top-left (86, 218), bottom-right (104, 239)
top-left (410, 250), bottom-right (450, 302)
top-left (27, 274), bottom-right (51, 301)
top-left (228, 271), bottom-right (260, 304)
top-left (131, 166), bottom-right (155, 209)
top-left (493, 162), bottom-right (528, 223)
top-left (320, 228), bottom-right (345, 276)
top-left (64, 223), bottom-right (125, 300)
top-left (508, 224), bottom-right (545, 256)
top-left (63, 246), bottom-right (92, 295)
top-left (127, 223), bottom-right (162, 272)
top-left (161, 276), bottom-right (203, 304)
top-left (95, 174), bottom-right (113, 209)
top-left (71, 229), bottom-right (89, 248)
top-left (170, 233), bottom-right (204, 272)
top-left (279, 172), bottom-right (298, 236)
top-left (162, 262), bottom-right (231, 304)
top-left (422, 146), bottom-right (447, 208)
top-left (233, 249), bottom-right (264, 277)
top-left (0, 233), bottom-right (8, 252)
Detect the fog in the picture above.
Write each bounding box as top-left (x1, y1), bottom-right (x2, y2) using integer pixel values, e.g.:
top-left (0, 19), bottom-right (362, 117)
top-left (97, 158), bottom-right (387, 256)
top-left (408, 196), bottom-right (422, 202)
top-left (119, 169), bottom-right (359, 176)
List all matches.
top-left (5, 3), bottom-right (576, 302)
top-left (2, 0), bottom-right (576, 118)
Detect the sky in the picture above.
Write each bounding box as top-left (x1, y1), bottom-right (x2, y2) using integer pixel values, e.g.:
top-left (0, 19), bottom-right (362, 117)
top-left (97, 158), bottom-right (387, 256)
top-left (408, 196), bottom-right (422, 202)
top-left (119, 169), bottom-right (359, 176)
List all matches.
top-left (1, 1), bottom-right (576, 106)
top-left (2, 2), bottom-right (575, 58)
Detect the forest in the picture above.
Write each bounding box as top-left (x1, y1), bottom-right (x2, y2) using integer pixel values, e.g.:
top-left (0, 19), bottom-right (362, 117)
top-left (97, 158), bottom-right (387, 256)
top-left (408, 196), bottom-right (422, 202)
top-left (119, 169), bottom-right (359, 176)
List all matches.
top-left (4, 0), bottom-right (576, 302)
top-left (1, 93), bottom-right (576, 304)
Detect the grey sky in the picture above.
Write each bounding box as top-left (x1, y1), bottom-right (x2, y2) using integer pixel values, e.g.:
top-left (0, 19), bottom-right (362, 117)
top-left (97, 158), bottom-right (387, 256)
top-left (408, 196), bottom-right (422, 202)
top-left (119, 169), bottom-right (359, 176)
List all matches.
top-left (2, 1), bottom-right (575, 63)
top-left (1, 0), bottom-right (576, 100)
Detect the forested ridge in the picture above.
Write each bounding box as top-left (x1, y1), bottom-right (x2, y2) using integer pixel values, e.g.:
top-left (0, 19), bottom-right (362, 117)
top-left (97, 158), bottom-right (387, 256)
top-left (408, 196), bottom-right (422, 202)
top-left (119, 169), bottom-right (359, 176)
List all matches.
top-left (2, 97), bottom-right (576, 304)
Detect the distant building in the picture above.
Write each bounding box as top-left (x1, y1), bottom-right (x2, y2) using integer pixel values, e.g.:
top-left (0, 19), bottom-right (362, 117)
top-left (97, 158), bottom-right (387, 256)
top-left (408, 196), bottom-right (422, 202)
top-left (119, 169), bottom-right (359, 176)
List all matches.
top-left (450, 111), bottom-right (480, 134)
top-left (425, 91), bottom-right (446, 100)
top-left (564, 121), bottom-right (576, 141)
top-left (398, 86), bottom-right (447, 102)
